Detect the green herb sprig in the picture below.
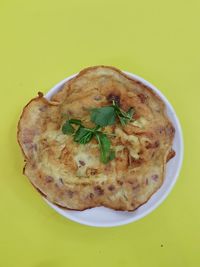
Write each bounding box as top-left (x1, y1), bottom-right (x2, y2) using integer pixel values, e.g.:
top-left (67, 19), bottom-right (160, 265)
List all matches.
top-left (90, 100), bottom-right (135, 126)
top-left (62, 101), bottom-right (135, 164)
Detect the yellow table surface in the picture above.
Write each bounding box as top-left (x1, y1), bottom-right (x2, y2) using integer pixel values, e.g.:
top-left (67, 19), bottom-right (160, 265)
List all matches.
top-left (0, 0), bottom-right (199, 266)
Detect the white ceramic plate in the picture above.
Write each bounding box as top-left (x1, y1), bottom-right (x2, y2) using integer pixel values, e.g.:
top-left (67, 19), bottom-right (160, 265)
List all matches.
top-left (44, 70), bottom-right (184, 227)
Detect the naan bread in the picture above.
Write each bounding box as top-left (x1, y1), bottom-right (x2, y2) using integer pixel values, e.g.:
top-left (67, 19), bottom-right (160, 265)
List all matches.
top-left (17, 66), bottom-right (175, 211)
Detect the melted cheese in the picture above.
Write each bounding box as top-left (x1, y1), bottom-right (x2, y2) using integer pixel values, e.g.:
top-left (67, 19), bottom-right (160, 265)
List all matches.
top-left (115, 128), bottom-right (139, 143)
top-left (114, 145), bottom-right (125, 152)
top-left (115, 128), bottom-right (140, 159)
top-left (131, 117), bottom-right (147, 128)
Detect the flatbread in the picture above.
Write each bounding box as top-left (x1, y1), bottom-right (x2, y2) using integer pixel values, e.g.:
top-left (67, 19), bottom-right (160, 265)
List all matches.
top-left (17, 66), bottom-right (175, 211)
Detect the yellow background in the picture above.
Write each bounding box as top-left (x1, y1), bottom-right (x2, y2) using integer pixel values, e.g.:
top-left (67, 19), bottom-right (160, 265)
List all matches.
top-left (0, 0), bottom-right (199, 266)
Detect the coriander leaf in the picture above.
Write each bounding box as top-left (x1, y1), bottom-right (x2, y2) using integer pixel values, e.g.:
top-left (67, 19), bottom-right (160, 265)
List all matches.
top-left (91, 106), bottom-right (116, 126)
top-left (62, 116), bottom-right (115, 163)
top-left (62, 121), bottom-right (75, 135)
top-left (118, 116), bottom-right (128, 126)
top-left (112, 101), bottom-right (135, 125)
top-left (95, 132), bottom-right (115, 163)
top-left (113, 106), bottom-right (128, 125)
top-left (108, 150), bottom-right (115, 161)
top-left (62, 119), bottom-right (83, 135)
top-left (126, 107), bottom-right (135, 119)
top-left (68, 119), bottom-right (82, 125)
top-left (95, 132), bottom-right (110, 163)
top-left (74, 126), bottom-right (94, 144)
top-left (117, 108), bottom-right (135, 125)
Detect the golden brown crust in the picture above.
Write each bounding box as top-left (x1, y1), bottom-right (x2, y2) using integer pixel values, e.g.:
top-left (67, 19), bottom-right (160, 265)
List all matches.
top-left (166, 149), bottom-right (176, 162)
top-left (17, 94), bottom-right (44, 159)
top-left (17, 66), bottom-right (175, 211)
top-left (17, 93), bottom-right (60, 159)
